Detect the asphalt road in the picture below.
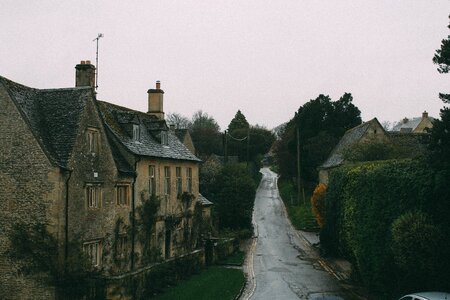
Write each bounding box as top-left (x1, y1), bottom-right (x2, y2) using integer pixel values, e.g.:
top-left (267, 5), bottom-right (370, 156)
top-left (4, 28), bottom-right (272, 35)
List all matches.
top-left (246, 168), bottom-right (351, 300)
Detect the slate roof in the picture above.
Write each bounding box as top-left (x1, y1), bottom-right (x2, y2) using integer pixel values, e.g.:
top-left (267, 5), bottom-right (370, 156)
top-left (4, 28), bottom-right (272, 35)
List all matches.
top-left (319, 118), bottom-right (381, 169)
top-left (0, 75), bottom-right (90, 168)
top-left (97, 101), bottom-right (201, 162)
top-left (392, 116), bottom-right (435, 132)
top-left (197, 194), bottom-right (213, 206)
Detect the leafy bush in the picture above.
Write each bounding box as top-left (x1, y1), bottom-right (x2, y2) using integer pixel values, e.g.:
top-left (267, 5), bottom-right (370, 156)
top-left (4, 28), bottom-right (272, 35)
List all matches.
top-left (391, 210), bottom-right (443, 291)
top-left (209, 164), bottom-right (256, 231)
top-left (310, 183), bottom-right (327, 228)
top-left (321, 159), bottom-right (450, 298)
top-left (9, 223), bottom-right (105, 299)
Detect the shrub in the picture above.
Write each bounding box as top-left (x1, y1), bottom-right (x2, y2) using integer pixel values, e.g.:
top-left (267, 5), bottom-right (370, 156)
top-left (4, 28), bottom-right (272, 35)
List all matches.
top-left (391, 210), bottom-right (444, 292)
top-left (320, 159), bottom-right (450, 298)
top-left (310, 183), bottom-right (327, 228)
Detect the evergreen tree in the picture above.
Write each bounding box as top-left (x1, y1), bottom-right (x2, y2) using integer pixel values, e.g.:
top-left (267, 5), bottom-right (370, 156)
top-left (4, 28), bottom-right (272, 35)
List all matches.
top-left (227, 110), bottom-right (249, 133)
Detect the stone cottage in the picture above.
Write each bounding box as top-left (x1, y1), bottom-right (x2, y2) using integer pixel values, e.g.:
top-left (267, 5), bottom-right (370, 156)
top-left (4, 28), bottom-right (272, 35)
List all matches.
top-left (318, 118), bottom-right (387, 184)
top-left (318, 115), bottom-right (432, 185)
top-left (0, 61), bottom-right (210, 299)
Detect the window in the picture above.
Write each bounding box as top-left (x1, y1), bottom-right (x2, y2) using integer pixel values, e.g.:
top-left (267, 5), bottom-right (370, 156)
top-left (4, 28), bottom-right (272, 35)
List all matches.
top-left (161, 131), bottom-right (168, 146)
top-left (133, 124), bottom-right (140, 141)
top-left (116, 185), bottom-right (130, 206)
top-left (116, 235), bottom-right (128, 258)
top-left (86, 184), bottom-right (102, 208)
top-left (86, 128), bottom-right (100, 154)
top-left (164, 166), bottom-right (171, 195)
top-left (176, 167), bottom-right (182, 196)
top-left (149, 165), bottom-right (156, 196)
top-left (186, 167), bottom-right (192, 193)
top-left (83, 240), bottom-right (101, 267)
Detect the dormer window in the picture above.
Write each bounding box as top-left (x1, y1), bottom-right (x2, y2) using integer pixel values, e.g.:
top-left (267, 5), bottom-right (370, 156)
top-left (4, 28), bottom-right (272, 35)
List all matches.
top-left (86, 127), bottom-right (100, 154)
top-left (133, 124), bottom-right (140, 141)
top-left (161, 131), bottom-right (168, 146)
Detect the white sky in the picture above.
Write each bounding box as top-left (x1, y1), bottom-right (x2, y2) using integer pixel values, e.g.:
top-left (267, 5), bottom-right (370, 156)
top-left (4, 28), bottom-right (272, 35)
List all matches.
top-left (1, 1), bottom-right (449, 130)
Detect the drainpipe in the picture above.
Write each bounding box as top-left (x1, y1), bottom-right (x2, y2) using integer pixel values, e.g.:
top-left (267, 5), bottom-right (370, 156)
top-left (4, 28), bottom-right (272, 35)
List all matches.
top-left (130, 157), bottom-right (140, 270)
top-left (64, 169), bottom-right (73, 270)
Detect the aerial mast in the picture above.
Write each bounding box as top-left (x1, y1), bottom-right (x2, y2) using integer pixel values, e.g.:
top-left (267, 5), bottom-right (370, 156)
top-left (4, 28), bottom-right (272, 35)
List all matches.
top-left (93, 33), bottom-right (104, 90)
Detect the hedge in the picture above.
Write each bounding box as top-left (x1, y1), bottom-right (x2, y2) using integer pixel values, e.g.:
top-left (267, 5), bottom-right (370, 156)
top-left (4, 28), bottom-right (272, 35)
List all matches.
top-left (320, 159), bottom-right (450, 298)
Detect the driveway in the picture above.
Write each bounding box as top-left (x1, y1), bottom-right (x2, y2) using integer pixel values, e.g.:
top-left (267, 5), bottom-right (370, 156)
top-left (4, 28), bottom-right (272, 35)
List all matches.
top-left (241, 168), bottom-right (356, 300)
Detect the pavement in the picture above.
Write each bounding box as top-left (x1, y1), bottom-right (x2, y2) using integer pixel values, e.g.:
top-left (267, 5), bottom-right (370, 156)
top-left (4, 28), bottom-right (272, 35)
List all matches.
top-left (296, 230), bottom-right (353, 282)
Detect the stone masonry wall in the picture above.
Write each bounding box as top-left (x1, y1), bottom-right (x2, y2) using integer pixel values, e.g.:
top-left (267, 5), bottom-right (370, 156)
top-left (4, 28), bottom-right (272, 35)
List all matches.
top-left (0, 85), bottom-right (61, 299)
top-left (67, 96), bottom-right (132, 276)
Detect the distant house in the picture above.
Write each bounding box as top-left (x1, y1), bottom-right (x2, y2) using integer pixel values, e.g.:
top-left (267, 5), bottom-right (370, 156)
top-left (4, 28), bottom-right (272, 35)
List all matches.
top-left (319, 114), bottom-right (432, 185)
top-left (0, 61), bottom-right (212, 299)
top-left (392, 111), bottom-right (434, 133)
top-left (318, 118), bottom-right (387, 184)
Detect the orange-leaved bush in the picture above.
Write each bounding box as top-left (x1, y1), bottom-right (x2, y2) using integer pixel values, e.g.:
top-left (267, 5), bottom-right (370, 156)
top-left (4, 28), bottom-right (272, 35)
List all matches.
top-left (311, 183), bottom-right (327, 228)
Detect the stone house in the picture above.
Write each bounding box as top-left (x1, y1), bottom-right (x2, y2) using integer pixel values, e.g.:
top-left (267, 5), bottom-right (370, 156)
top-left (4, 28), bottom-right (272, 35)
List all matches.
top-left (392, 111), bottom-right (435, 133)
top-left (318, 118), bottom-right (387, 185)
top-left (0, 61), bottom-right (210, 299)
top-left (318, 116), bottom-right (432, 185)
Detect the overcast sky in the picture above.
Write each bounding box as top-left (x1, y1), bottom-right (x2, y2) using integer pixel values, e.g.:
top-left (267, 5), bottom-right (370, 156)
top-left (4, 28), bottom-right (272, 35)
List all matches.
top-left (1, 1), bottom-right (450, 130)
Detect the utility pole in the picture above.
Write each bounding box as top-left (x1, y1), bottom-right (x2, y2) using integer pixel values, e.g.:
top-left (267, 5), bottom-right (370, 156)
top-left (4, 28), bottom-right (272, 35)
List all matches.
top-left (93, 33), bottom-right (104, 91)
top-left (296, 123), bottom-right (305, 205)
top-left (224, 130), bottom-right (228, 163)
top-left (246, 128), bottom-right (250, 167)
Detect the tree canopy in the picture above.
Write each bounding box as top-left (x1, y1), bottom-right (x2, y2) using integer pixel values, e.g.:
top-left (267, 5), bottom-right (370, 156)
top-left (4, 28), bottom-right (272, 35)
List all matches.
top-left (188, 110), bottom-right (222, 158)
top-left (274, 93), bottom-right (361, 182)
top-left (431, 16), bottom-right (450, 170)
top-left (166, 112), bottom-right (191, 129)
top-left (227, 110), bottom-right (249, 133)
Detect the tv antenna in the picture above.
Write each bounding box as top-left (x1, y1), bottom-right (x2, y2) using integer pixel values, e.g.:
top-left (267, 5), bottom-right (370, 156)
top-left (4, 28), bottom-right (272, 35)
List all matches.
top-left (93, 33), bottom-right (104, 90)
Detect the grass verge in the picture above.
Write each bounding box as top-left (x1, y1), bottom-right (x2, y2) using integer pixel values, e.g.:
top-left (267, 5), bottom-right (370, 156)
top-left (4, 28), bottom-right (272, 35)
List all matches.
top-left (278, 179), bottom-right (318, 231)
top-left (219, 251), bottom-right (246, 266)
top-left (153, 266), bottom-right (245, 300)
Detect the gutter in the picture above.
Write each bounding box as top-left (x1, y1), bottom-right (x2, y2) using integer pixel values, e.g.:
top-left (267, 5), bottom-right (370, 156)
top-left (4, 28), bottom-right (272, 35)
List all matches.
top-left (64, 168), bottom-right (73, 270)
top-left (130, 157), bottom-right (140, 270)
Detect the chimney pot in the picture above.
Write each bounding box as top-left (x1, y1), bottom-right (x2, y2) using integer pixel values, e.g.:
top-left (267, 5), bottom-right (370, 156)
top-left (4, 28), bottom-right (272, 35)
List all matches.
top-left (156, 80), bottom-right (161, 89)
top-left (422, 111), bottom-right (428, 119)
top-left (75, 60), bottom-right (95, 88)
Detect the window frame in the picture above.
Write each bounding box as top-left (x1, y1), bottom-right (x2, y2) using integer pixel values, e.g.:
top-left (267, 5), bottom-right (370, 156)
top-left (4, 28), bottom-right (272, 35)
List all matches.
top-left (164, 166), bottom-right (171, 195)
top-left (161, 131), bottom-right (168, 146)
top-left (176, 167), bottom-right (182, 196)
top-left (116, 184), bottom-right (130, 207)
top-left (186, 167), bottom-right (192, 193)
top-left (83, 240), bottom-right (102, 267)
top-left (149, 165), bottom-right (156, 196)
top-left (86, 183), bottom-right (102, 209)
top-left (132, 124), bottom-right (140, 141)
top-left (86, 127), bottom-right (100, 154)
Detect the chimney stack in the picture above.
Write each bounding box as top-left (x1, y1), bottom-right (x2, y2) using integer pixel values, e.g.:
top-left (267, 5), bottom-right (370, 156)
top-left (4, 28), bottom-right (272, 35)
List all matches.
top-left (75, 60), bottom-right (95, 88)
top-left (147, 81), bottom-right (165, 120)
top-left (422, 111), bottom-right (428, 119)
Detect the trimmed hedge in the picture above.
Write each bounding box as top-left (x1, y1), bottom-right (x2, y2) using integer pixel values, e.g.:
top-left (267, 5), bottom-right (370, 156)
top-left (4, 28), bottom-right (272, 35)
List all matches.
top-left (321, 159), bottom-right (450, 298)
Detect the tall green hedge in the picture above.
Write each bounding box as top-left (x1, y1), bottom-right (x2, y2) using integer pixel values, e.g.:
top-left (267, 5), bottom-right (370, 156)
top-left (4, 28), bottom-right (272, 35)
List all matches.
top-left (321, 159), bottom-right (450, 298)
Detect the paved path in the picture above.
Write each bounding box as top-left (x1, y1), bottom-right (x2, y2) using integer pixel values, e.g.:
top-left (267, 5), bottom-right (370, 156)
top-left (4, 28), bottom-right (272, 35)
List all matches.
top-left (241, 168), bottom-right (354, 300)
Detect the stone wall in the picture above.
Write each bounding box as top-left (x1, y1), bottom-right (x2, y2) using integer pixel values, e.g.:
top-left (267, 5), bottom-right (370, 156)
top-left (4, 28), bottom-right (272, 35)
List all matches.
top-left (0, 84), bottom-right (60, 299)
top-left (66, 96), bottom-right (132, 276)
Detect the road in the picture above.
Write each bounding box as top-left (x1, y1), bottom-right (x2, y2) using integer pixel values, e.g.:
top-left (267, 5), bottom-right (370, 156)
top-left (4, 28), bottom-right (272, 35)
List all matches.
top-left (244, 168), bottom-right (353, 300)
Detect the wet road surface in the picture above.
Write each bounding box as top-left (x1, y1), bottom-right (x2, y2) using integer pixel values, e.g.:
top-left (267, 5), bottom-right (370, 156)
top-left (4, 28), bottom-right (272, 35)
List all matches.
top-left (246, 168), bottom-right (352, 300)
